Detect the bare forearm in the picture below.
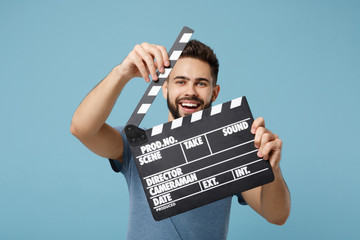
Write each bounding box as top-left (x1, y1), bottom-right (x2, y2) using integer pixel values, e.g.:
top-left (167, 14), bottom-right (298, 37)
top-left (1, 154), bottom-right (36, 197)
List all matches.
top-left (71, 65), bottom-right (129, 138)
top-left (70, 43), bottom-right (169, 161)
top-left (260, 167), bottom-right (291, 225)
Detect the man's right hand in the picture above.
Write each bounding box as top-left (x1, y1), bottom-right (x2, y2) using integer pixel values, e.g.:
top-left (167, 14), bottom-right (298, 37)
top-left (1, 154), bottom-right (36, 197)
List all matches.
top-left (71, 43), bottom-right (169, 163)
top-left (117, 43), bottom-right (170, 83)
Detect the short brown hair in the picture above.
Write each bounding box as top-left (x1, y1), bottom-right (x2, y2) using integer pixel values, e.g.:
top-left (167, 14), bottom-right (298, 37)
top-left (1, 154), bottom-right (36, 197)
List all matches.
top-left (180, 40), bottom-right (219, 86)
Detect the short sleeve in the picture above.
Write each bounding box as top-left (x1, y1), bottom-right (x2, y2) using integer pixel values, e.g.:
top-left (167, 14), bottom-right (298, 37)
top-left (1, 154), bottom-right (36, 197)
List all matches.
top-left (236, 193), bottom-right (247, 205)
top-left (108, 126), bottom-right (131, 174)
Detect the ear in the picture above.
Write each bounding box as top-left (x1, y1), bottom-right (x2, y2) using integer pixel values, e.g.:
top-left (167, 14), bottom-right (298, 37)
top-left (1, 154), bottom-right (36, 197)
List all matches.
top-left (211, 84), bottom-right (220, 102)
top-left (162, 80), bottom-right (168, 99)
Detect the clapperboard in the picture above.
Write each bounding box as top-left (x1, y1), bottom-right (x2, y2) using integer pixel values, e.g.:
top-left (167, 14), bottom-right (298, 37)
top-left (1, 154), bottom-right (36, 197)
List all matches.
top-left (124, 27), bottom-right (274, 221)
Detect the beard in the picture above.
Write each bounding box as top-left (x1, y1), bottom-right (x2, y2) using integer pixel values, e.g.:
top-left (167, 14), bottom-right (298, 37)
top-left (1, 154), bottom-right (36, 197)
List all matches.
top-left (167, 93), bottom-right (212, 119)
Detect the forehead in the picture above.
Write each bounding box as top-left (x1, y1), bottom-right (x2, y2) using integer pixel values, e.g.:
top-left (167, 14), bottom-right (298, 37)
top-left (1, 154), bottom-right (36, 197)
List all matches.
top-left (169, 57), bottom-right (213, 82)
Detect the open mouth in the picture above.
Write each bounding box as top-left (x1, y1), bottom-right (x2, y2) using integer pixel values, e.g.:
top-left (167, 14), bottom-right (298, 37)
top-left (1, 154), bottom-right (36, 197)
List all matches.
top-left (173, 97), bottom-right (205, 117)
top-left (180, 102), bottom-right (200, 109)
top-left (178, 101), bottom-right (202, 115)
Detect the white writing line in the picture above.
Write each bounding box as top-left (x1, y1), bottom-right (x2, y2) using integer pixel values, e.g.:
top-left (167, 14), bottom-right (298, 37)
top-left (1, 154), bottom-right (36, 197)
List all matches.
top-left (179, 143), bottom-right (188, 163)
top-left (198, 182), bottom-right (204, 191)
top-left (204, 135), bottom-right (213, 154)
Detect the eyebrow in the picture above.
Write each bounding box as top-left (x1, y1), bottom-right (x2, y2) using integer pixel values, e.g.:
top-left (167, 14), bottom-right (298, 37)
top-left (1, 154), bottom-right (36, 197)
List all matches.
top-left (173, 76), bottom-right (210, 83)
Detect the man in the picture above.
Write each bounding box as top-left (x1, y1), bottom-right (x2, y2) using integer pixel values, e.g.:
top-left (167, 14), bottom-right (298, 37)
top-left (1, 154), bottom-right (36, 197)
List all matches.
top-left (71, 40), bottom-right (290, 239)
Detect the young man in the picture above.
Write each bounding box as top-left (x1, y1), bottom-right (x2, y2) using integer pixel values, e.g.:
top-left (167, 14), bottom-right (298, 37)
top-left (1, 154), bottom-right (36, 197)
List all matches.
top-left (71, 40), bottom-right (290, 240)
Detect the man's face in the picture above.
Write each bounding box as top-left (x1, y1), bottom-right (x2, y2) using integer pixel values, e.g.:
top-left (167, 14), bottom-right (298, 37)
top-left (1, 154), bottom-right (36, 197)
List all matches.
top-left (162, 57), bottom-right (220, 121)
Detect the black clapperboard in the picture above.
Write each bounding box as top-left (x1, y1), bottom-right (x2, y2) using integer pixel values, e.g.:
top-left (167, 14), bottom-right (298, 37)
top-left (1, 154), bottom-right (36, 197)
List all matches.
top-left (124, 27), bottom-right (274, 221)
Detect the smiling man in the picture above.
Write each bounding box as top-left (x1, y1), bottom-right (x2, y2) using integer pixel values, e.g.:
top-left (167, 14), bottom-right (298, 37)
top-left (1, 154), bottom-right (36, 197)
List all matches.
top-left (71, 40), bottom-right (290, 240)
top-left (164, 57), bottom-right (219, 120)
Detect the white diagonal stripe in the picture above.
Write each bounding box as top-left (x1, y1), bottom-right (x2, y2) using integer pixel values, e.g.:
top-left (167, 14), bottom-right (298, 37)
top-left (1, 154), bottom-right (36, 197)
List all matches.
top-left (179, 33), bottom-right (193, 43)
top-left (151, 124), bottom-right (163, 136)
top-left (137, 104), bottom-right (151, 114)
top-left (170, 50), bottom-right (182, 61)
top-left (230, 97), bottom-right (243, 109)
top-left (148, 86), bottom-right (162, 96)
top-left (158, 68), bottom-right (172, 78)
top-left (171, 117), bottom-right (183, 129)
top-left (210, 104), bottom-right (222, 116)
top-left (191, 110), bottom-right (203, 122)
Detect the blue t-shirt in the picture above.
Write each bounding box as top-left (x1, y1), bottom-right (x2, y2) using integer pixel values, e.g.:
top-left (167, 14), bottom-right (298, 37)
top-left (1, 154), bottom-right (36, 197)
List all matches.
top-left (109, 127), bottom-right (246, 240)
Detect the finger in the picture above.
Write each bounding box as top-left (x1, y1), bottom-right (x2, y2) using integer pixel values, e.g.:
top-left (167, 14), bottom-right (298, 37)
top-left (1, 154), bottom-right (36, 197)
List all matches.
top-left (134, 43), bottom-right (158, 81)
top-left (262, 139), bottom-right (282, 162)
top-left (251, 117), bottom-right (265, 134)
top-left (130, 51), bottom-right (150, 82)
top-left (142, 42), bottom-right (165, 75)
top-left (258, 132), bottom-right (276, 159)
top-left (143, 43), bottom-right (167, 73)
top-left (254, 126), bottom-right (266, 149)
top-left (154, 44), bottom-right (169, 67)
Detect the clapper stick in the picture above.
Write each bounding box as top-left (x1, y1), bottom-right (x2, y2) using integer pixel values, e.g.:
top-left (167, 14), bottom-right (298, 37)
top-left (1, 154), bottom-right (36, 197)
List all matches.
top-left (126, 26), bottom-right (194, 127)
top-left (123, 27), bottom-right (274, 221)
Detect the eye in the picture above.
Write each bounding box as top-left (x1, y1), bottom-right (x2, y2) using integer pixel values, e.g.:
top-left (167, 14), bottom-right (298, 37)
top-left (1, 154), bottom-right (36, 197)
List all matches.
top-left (176, 81), bottom-right (185, 85)
top-left (197, 82), bottom-right (207, 87)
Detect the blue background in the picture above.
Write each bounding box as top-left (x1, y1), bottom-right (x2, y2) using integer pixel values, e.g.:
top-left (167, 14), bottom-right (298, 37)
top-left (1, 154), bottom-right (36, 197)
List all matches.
top-left (1, 0), bottom-right (359, 239)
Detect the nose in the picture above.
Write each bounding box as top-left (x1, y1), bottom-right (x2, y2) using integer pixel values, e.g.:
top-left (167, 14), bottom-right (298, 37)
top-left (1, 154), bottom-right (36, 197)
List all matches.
top-left (185, 82), bottom-right (197, 97)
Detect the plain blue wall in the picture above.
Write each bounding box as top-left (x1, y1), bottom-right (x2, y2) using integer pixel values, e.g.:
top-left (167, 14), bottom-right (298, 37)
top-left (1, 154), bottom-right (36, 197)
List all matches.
top-left (1, 0), bottom-right (359, 239)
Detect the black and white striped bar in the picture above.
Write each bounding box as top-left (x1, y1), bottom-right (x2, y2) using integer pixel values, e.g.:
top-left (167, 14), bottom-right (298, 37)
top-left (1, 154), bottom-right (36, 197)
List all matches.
top-left (125, 96), bottom-right (274, 221)
top-left (126, 26), bottom-right (194, 127)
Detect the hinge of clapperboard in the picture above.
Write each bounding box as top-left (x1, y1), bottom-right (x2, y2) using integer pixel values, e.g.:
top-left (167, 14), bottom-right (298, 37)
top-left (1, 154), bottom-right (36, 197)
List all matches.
top-left (124, 26), bottom-right (195, 146)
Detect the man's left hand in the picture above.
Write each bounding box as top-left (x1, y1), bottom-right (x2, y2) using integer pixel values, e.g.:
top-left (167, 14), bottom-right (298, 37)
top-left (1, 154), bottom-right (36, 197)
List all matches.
top-left (251, 117), bottom-right (283, 170)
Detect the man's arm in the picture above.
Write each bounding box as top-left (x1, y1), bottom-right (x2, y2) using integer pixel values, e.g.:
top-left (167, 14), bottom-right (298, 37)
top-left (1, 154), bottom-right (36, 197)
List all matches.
top-left (241, 117), bottom-right (291, 225)
top-left (70, 43), bottom-right (169, 162)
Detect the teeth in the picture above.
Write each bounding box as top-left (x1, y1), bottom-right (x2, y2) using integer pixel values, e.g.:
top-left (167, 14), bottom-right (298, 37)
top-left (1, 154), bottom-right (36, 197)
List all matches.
top-left (181, 103), bottom-right (198, 107)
